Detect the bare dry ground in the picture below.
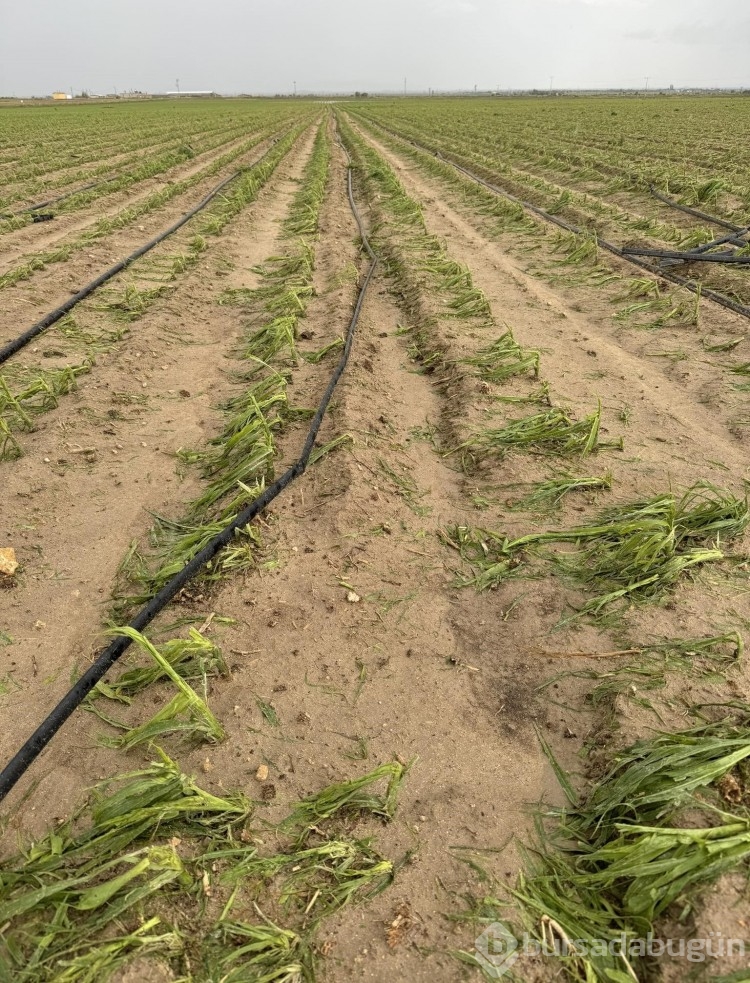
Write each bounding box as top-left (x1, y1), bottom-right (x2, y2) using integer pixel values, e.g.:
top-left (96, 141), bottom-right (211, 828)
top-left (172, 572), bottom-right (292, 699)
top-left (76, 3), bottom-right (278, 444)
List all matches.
top-left (1, 104), bottom-right (750, 982)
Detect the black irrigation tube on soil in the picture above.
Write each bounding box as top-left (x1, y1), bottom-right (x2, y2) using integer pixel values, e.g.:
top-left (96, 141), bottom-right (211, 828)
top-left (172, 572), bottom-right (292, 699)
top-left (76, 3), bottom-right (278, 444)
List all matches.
top-left (11, 174), bottom-right (122, 216)
top-left (0, 212), bottom-right (56, 223)
top-left (688, 226), bottom-right (750, 253)
top-left (621, 246), bottom-right (750, 265)
top-left (354, 116), bottom-right (750, 322)
top-left (0, 131), bottom-right (291, 367)
top-left (690, 230), bottom-right (750, 254)
top-left (648, 184), bottom-right (747, 235)
top-left (2, 128), bottom-right (267, 218)
top-left (0, 134), bottom-right (378, 803)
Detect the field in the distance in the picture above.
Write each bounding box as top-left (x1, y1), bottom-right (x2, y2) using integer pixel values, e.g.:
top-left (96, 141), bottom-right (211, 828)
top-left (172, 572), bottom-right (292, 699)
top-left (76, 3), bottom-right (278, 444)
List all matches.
top-left (1, 95), bottom-right (750, 983)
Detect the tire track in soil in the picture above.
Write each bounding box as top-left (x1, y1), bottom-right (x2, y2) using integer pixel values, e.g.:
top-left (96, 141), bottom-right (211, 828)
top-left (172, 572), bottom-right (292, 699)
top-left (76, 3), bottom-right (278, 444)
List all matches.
top-left (0, 125), bottom-right (321, 832)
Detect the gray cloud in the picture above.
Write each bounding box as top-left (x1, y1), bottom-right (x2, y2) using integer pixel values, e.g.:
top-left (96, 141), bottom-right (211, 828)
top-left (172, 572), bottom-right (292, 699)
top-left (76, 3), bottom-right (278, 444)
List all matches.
top-left (624, 29), bottom-right (658, 41)
top-left (429, 0), bottom-right (479, 13)
top-left (0, 0), bottom-right (748, 96)
top-left (549, 0), bottom-right (647, 5)
top-left (668, 19), bottom-right (750, 44)
top-left (626, 18), bottom-right (750, 47)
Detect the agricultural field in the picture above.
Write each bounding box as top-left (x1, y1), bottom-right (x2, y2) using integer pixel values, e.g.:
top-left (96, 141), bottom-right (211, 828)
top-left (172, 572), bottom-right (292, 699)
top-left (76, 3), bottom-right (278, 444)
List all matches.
top-left (1, 94), bottom-right (750, 982)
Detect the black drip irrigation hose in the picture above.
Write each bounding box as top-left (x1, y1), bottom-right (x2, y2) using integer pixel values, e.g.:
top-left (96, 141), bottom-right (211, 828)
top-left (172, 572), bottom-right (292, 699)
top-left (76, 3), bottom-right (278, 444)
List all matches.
top-left (0, 132), bottom-right (290, 367)
top-left (0, 137), bottom-right (378, 803)
top-left (0, 212), bottom-right (56, 224)
top-left (690, 230), bottom-right (750, 254)
top-left (621, 247), bottom-right (750, 265)
top-left (648, 185), bottom-right (747, 235)
top-left (2, 129), bottom-right (275, 219)
top-left (12, 175), bottom-right (122, 216)
top-left (356, 117), bottom-right (750, 322)
top-left (437, 149), bottom-right (750, 320)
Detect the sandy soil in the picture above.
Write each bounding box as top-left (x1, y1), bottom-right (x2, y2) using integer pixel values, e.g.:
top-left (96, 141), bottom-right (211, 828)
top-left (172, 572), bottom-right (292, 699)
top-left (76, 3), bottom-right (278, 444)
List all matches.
top-left (1, 110), bottom-right (749, 982)
top-left (0, 127), bottom-right (271, 259)
top-left (0, 125), bottom-right (319, 821)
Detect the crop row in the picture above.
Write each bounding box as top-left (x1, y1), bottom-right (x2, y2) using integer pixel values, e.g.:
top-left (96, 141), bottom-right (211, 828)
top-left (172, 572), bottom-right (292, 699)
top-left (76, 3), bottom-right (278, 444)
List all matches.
top-left (0, 122), bottom-right (312, 459)
top-left (0, 100), bottom-right (304, 207)
top-left (340, 114), bottom-right (750, 983)
top-left (0, 122), bottom-right (293, 235)
top-left (0, 111), bottom-right (316, 292)
top-left (351, 100), bottom-right (750, 307)
top-left (356, 97), bottom-right (750, 211)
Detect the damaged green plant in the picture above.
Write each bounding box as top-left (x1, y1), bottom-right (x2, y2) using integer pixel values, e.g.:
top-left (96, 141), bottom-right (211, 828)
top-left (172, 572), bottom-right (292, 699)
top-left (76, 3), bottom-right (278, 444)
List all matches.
top-left (0, 752), bottom-right (406, 982)
top-left (442, 483), bottom-right (748, 618)
top-left (463, 329), bottom-right (540, 383)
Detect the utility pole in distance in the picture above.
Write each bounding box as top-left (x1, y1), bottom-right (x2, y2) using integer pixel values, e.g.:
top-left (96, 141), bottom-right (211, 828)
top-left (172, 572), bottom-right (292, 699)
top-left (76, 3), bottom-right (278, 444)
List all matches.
top-left (293, 80), bottom-right (297, 97)
top-left (404, 76), bottom-right (407, 95)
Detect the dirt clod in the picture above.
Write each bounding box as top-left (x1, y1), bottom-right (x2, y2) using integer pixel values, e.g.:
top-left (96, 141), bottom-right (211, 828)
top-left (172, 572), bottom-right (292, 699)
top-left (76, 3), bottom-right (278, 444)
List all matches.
top-left (0, 549), bottom-right (18, 578)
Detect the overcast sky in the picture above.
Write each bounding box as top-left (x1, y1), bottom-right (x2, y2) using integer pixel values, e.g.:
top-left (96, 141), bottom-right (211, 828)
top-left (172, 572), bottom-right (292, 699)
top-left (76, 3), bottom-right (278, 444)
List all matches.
top-left (1, 0), bottom-right (748, 96)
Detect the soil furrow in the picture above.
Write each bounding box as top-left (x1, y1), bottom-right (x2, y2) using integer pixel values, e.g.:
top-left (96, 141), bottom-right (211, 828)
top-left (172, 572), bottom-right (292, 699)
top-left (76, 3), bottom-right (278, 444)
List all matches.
top-left (0, 129), bottom-right (308, 352)
top-left (0, 126), bottom-right (321, 829)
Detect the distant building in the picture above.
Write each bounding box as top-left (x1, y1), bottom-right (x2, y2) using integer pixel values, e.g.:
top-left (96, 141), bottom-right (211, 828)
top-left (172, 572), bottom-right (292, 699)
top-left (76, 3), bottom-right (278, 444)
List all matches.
top-left (52, 92), bottom-right (72, 100)
top-left (165, 91), bottom-right (217, 98)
